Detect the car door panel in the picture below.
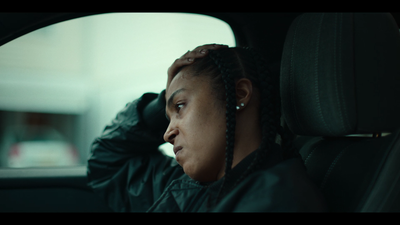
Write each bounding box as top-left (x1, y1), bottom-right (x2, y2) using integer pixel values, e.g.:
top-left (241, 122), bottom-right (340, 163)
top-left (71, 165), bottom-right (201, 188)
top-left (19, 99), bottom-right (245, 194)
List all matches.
top-left (0, 166), bottom-right (112, 212)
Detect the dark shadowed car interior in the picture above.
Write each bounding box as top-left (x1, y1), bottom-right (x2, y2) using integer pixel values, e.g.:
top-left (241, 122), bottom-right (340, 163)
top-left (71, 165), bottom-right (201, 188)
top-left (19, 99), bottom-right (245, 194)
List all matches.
top-left (1, 12), bottom-right (400, 212)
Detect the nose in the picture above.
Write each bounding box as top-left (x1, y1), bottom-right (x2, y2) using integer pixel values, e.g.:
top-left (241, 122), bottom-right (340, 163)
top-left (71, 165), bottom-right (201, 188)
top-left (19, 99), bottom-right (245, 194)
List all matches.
top-left (163, 123), bottom-right (179, 145)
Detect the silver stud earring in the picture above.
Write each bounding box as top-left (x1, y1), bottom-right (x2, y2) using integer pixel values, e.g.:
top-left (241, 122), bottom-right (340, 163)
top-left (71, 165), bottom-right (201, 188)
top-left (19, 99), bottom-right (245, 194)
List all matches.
top-left (236, 103), bottom-right (245, 110)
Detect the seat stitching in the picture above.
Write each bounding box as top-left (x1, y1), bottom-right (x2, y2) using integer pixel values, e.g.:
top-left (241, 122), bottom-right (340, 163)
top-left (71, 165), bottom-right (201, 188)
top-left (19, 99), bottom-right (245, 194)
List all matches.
top-left (338, 13), bottom-right (351, 132)
top-left (320, 142), bottom-right (356, 190)
top-left (304, 143), bottom-right (320, 166)
top-left (333, 13), bottom-right (345, 134)
top-left (314, 13), bottom-right (334, 136)
top-left (289, 14), bottom-right (307, 134)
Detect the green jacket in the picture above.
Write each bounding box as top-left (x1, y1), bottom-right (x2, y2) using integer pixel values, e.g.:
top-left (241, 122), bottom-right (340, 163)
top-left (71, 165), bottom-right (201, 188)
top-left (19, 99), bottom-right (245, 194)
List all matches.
top-left (87, 91), bottom-right (327, 212)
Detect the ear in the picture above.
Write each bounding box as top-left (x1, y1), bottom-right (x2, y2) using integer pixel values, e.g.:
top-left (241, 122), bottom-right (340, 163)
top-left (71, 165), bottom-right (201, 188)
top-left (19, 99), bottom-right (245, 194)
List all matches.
top-left (235, 78), bottom-right (253, 110)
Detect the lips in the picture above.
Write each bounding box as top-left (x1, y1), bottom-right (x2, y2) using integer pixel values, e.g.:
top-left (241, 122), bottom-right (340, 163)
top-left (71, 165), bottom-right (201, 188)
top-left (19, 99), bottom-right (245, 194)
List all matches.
top-left (173, 146), bottom-right (183, 156)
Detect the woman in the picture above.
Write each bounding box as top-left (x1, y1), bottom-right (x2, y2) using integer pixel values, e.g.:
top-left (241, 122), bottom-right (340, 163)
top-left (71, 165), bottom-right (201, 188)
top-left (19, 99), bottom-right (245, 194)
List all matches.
top-left (87, 44), bottom-right (327, 212)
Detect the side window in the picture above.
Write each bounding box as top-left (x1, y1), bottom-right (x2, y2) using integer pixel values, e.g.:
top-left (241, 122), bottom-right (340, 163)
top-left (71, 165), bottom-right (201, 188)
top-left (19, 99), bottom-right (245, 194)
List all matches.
top-left (0, 13), bottom-right (236, 168)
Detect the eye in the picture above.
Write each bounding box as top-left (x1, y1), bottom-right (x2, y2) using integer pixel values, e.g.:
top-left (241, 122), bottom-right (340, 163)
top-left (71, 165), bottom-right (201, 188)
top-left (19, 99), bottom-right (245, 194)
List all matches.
top-left (175, 102), bottom-right (185, 113)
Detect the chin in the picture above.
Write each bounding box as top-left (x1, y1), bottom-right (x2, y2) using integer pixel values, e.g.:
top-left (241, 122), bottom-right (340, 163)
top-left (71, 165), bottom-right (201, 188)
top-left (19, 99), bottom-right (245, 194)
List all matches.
top-left (184, 165), bottom-right (220, 182)
top-left (188, 174), bottom-right (218, 183)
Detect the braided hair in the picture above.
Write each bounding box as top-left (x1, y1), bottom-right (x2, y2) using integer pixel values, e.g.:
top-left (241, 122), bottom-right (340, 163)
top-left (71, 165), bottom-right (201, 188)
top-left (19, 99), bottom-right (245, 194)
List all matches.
top-left (186, 47), bottom-right (298, 207)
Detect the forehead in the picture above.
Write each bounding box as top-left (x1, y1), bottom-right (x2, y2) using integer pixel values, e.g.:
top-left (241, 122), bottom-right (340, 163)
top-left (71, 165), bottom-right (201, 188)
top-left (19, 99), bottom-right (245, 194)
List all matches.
top-left (166, 68), bottom-right (208, 98)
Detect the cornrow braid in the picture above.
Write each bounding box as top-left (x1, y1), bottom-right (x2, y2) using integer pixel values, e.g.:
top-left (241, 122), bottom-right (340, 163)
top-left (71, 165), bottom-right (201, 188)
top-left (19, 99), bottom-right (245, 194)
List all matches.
top-left (208, 49), bottom-right (237, 204)
top-left (229, 47), bottom-right (282, 189)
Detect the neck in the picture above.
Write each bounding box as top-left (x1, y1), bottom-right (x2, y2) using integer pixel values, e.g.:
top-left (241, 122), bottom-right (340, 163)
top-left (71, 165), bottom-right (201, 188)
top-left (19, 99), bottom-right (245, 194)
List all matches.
top-left (216, 106), bottom-right (262, 181)
top-left (231, 112), bottom-right (262, 168)
top-left (215, 112), bottom-right (261, 180)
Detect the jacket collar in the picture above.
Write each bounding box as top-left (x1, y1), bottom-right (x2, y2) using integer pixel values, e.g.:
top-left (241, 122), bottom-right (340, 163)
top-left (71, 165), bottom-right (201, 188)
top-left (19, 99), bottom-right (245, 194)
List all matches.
top-left (203, 143), bottom-right (284, 194)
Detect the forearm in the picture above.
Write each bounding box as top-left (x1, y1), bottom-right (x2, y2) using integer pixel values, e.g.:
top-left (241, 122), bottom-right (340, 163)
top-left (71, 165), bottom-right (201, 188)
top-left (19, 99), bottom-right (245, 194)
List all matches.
top-left (88, 90), bottom-right (168, 172)
top-left (86, 91), bottom-right (176, 211)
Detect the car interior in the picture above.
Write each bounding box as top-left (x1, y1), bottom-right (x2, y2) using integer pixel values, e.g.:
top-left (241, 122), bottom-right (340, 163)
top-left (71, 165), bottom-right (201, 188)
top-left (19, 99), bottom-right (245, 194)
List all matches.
top-left (1, 12), bottom-right (400, 212)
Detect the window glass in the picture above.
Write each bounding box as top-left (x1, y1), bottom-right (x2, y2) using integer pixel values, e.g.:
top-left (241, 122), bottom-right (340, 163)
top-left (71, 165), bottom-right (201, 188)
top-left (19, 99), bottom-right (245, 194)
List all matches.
top-left (0, 13), bottom-right (236, 167)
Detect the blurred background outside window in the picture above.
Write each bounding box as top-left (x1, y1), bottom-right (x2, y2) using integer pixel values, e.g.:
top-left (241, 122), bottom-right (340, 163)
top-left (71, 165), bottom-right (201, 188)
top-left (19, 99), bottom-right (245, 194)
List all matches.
top-left (0, 13), bottom-right (236, 168)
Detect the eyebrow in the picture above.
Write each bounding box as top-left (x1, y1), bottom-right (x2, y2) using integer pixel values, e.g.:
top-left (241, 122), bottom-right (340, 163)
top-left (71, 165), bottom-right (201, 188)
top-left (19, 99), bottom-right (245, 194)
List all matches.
top-left (165, 88), bottom-right (186, 120)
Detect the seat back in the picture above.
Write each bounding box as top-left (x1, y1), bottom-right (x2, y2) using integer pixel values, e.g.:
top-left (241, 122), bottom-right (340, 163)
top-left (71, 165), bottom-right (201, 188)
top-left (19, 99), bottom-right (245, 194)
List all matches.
top-left (280, 13), bottom-right (400, 212)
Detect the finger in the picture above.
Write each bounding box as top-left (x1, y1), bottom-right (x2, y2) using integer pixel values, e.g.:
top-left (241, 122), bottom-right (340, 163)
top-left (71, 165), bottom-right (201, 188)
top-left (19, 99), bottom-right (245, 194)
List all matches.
top-left (167, 44), bottom-right (229, 87)
top-left (180, 44), bottom-right (229, 62)
top-left (181, 49), bottom-right (208, 61)
top-left (167, 50), bottom-right (205, 78)
top-left (189, 44), bottom-right (229, 58)
top-left (167, 57), bottom-right (192, 78)
top-left (166, 55), bottom-right (198, 89)
top-left (192, 43), bottom-right (229, 52)
top-left (179, 44), bottom-right (229, 61)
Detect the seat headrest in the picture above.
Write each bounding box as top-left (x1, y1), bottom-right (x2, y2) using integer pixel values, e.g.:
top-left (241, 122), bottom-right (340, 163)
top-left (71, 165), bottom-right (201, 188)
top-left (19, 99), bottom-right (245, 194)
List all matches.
top-left (280, 13), bottom-right (400, 136)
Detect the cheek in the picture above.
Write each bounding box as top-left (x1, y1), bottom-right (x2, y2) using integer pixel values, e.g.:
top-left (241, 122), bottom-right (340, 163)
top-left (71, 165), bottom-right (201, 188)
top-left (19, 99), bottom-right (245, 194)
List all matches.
top-left (191, 108), bottom-right (226, 152)
top-left (181, 108), bottom-right (227, 181)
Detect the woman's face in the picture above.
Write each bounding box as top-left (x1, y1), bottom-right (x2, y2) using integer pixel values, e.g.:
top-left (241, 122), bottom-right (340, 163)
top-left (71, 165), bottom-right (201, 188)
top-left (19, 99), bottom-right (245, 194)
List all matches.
top-left (164, 68), bottom-right (227, 182)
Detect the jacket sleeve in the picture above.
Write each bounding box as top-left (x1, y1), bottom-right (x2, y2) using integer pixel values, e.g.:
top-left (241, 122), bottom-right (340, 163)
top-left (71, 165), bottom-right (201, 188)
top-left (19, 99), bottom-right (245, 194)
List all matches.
top-left (87, 90), bottom-right (185, 212)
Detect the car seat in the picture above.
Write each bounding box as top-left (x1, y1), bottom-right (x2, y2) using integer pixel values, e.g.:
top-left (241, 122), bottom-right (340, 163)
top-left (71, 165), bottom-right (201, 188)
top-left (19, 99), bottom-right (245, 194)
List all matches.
top-left (280, 13), bottom-right (400, 212)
